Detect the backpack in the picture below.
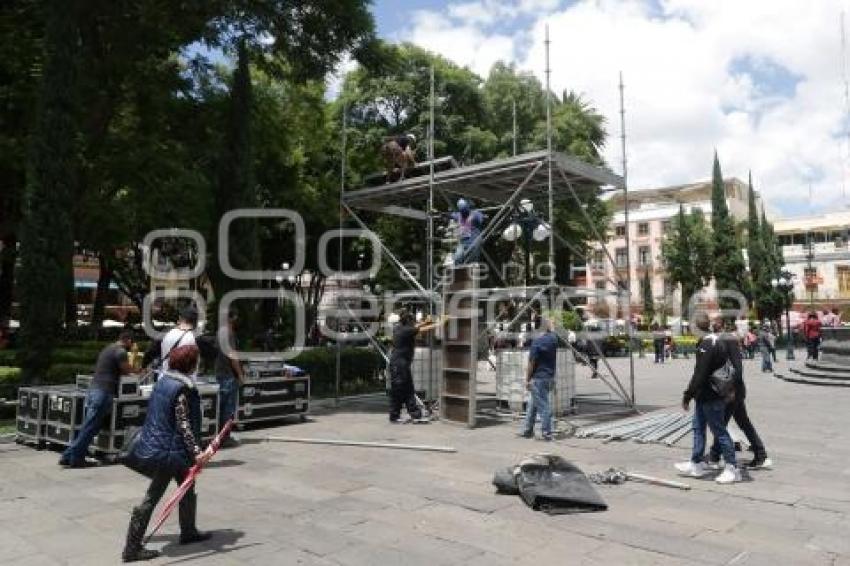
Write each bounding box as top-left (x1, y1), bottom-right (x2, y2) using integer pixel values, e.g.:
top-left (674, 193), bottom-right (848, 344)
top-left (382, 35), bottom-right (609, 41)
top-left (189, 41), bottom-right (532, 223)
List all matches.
top-left (708, 335), bottom-right (736, 399)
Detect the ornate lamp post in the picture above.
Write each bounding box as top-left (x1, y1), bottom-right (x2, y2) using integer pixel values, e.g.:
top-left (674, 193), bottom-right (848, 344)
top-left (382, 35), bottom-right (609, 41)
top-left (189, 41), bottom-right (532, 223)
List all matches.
top-left (771, 270), bottom-right (796, 360)
top-left (501, 199), bottom-right (551, 286)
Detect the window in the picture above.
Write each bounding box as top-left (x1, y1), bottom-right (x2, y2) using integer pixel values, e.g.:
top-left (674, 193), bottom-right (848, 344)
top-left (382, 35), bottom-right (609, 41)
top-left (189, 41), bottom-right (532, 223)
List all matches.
top-left (661, 221), bottom-right (671, 234)
top-left (592, 250), bottom-right (605, 270)
top-left (615, 225), bottom-right (626, 237)
top-left (663, 279), bottom-right (674, 296)
top-left (638, 222), bottom-right (649, 236)
top-left (595, 281), bottom-right (606, 290)
top-left (615, 248), bottom-right (628, 268)
top-left (638, 246), bottom-right (651, 266)
top-left (640, 277), bottom-right (652, 297)
top-left (839, 266), bottom-right (850, 296)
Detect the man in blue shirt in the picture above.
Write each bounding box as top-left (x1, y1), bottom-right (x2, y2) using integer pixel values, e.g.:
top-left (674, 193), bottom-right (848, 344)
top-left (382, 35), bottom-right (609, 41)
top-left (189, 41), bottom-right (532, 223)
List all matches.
top-left (451, 198), bottom-right (484, 265)
top-left (519, 318), bottom-right (558, 441)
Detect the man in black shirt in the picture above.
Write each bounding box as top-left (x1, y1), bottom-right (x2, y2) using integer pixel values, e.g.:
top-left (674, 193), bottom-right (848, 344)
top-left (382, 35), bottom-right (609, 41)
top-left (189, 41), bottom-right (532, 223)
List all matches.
top-left (675, 317), bottom-right (740, 484)
top-left (60, 331), bottom-right (135, 467)
top-left (388, 311), bottom-right (441, 423)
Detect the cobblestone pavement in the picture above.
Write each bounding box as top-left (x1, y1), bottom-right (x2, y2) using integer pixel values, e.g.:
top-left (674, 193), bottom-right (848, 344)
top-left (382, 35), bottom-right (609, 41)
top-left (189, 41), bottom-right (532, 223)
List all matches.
top-left (2, 351), bottom-right (849, 565)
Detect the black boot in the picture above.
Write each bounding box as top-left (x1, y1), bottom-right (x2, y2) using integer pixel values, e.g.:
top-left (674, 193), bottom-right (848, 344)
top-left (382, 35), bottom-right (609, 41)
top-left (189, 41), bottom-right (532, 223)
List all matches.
top-left (122, 506), bottom-right (160, 562)
top-left (178, 490), bottom-right (211, 545)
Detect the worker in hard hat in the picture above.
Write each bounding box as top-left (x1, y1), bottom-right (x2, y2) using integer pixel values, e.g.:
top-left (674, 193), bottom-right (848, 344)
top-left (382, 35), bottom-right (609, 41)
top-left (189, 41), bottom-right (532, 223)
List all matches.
top-left (451, 198), bottom-right (485, 265)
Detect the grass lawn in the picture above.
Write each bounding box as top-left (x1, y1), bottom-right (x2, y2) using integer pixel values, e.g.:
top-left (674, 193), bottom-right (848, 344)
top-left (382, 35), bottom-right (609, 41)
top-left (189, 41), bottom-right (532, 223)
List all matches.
top-left (0, 419), bottom-right (15, 434)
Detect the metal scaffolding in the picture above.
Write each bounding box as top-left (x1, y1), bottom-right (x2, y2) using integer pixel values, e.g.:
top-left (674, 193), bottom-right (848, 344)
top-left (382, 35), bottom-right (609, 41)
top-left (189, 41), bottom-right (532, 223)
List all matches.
top-left (332, 33), bottom-right (637, 413)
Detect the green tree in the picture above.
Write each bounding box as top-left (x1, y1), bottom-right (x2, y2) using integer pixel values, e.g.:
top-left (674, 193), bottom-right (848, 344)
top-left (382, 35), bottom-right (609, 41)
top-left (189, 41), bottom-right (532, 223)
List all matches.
top-left (481, 62), bottom-right (544, 156)
top-left (642, 270), bottom-right (655, 323)
top-left (17, 0), bottom-right (78, 383)
top-left (710, 152), bottom-right (746, 312)
top-left (662, 205), bottom-right (713, 320)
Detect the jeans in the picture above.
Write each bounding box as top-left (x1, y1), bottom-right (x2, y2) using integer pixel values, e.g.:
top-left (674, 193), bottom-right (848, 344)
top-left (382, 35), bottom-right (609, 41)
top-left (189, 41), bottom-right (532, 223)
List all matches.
top-left (807, 337), bottom-right (821, 360)
top-left (61, 388), bottom-right (113, 464)
top-left (710, 396), bottom-right (766, 461)
top-left (216, 375), bottom-right (238, 431)
top-left (691, 398), bottom-right (736, 466)
top-left (452, 238), bottom-right (480, 265)
top-left (760, 346), bottom-right (773, 372)
top-left (522, 378), bottom-right (553, 438)
top-left (653, 340), bottom-right (665, 363)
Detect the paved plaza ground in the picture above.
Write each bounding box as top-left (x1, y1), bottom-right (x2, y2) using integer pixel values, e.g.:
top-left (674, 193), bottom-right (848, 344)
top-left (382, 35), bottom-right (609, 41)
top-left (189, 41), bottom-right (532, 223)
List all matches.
top-left (2, 352), bottom-right (850, 565)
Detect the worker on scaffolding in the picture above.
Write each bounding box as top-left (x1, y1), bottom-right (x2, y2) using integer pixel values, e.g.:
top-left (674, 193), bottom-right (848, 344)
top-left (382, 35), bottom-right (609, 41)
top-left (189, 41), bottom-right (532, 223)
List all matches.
top-left (451, 198), bottom-right (485, 265)
top-left (388, 309), bottom-right (443, 423)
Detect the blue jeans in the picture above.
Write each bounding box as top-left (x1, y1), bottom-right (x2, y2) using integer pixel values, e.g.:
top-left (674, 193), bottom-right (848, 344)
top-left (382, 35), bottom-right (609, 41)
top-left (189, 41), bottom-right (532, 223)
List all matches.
top-left (453, 238), bottom-right (480, 265)
top-left (691, 398), bottom-right (736, 466)
top-left (760, 346), bottom-right (772, 372)
top-left (522, 378), bottom-right (553, 438)
top-left (61, 388), bottom-right (113, 464)
top-left (216, 375), bottom-right (238, 430)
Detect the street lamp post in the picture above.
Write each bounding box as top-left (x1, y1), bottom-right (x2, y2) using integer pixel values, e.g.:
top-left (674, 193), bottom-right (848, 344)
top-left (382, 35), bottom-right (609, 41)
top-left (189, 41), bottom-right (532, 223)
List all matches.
top-left (501, 199), bottom-right (551, 286)
top-left (771, 271), bottom-right (796, 360)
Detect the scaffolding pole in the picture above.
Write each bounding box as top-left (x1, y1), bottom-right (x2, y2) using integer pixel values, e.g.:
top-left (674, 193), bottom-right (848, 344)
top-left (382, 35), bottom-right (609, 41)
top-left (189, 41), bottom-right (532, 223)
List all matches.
top-left (428, 65), bottom-right (436, 400)
top-left (619, 72), bottom-right (635, 406)
top-left (545, 24), bottom-right (555, 284)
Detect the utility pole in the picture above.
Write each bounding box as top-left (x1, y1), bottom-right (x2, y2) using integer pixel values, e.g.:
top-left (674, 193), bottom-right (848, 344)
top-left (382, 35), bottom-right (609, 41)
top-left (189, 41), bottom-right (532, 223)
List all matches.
top-left (336, 102), bottom-right (347, 406)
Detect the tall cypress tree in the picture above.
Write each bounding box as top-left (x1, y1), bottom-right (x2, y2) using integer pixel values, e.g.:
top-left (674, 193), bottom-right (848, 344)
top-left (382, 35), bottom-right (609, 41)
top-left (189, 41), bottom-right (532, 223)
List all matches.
top-left (710, 152), bottom-right (746, 313)
top-left (641, 269), bottom-right (655, 323)
top-left (746, 172), bottom-right (766, 314)
top-left (17, 0), bottom-right (78, 383)
top-left (759, 210), bottom-right (785, 320)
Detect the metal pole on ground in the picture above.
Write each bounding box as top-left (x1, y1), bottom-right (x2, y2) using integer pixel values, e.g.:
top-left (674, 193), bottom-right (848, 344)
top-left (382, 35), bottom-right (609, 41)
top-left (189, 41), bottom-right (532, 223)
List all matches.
top-left (336, 102), bottom-right (347, 406)
top-left (545, 24), bottom-right (555, 285)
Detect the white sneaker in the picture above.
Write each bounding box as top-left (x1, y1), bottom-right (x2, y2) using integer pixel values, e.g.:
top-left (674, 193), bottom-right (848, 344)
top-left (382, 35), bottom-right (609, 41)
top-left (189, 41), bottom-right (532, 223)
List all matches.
top-left (674, 461), bottom-right (709, 477)
top-left (715, 464), bottom-right (742, 484)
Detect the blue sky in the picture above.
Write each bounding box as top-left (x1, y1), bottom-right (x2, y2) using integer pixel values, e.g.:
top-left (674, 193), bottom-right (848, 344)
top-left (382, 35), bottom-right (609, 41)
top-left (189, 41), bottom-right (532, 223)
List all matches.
top-left (366, 0), bottom-right (850, 219)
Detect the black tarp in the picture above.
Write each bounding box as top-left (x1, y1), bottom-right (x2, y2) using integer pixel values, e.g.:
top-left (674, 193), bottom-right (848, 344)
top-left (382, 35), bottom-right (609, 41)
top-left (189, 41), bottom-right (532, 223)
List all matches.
top-left (493, 454), bottom-right (607, 514)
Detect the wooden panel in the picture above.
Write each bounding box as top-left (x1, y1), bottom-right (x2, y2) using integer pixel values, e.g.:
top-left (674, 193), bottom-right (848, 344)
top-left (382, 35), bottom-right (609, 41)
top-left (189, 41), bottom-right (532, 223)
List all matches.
top-left (443, 346), bottom-right (472, 369)
top-left (442, 397), bottom-right (470, 424)
top-left (443, 371), bottom-right (471, 397)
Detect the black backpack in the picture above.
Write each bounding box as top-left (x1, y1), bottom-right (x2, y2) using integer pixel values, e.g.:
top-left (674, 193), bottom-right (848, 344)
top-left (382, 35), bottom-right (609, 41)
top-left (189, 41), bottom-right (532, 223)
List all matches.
top-left (708, 335), bottom-right (736, 398)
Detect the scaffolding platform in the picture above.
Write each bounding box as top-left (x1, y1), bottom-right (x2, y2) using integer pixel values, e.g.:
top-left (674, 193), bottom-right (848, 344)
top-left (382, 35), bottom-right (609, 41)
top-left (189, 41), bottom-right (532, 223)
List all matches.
top-left (343, 150), bottom-right (622, 219)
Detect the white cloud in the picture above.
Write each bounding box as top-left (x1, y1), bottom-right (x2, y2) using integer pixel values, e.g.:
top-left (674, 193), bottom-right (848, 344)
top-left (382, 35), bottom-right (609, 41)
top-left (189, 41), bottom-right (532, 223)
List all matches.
top-left (397, 0), bottom-right (850, 217)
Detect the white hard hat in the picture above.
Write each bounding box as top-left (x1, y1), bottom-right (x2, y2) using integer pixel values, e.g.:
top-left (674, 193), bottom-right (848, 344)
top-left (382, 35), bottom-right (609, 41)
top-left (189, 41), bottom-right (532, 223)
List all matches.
top-left (407, 133), bottom-right (416, 143)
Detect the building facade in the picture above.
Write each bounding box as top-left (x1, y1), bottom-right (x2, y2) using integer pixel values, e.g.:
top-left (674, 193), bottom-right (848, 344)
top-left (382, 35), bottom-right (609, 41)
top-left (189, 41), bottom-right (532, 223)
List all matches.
top-left (588, 178), bottom-right (756, 320)
top-left (774, 211), bottom-right (850, 309)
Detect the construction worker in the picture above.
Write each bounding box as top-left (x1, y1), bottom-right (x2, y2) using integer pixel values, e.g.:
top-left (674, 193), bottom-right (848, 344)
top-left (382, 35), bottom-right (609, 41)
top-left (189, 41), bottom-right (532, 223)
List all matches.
top-left (451, 198), bottom-right (484, 265)
top-left (388, 310), bottom-right (443, 423)
top-left (519, 317), bottom-right (558, 441)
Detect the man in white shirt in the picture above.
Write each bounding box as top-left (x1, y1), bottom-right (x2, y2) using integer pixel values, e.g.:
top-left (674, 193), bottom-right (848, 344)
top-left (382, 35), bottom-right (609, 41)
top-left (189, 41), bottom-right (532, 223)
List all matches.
top-left (160, 306), bottom-right (198, 373)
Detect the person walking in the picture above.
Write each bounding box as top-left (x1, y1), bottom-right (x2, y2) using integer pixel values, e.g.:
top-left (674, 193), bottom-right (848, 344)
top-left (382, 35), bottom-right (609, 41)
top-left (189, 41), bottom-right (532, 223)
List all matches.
top-left (675, 316), bottom-right (740, 484)
top-left (161, 306), bottom-right (199, 373)
top-left (59, 331), bottom-right (136, 468)
top-left (121, 345), bottom-right (212, 562)
top-left (709, 328), bottom-right (771, 469)
top-left (651, 323), bottom-right (665, 364)
top-left (388, 310), bottom-right (442, 423)
top-left (744, 328), bottom-right (757, 360)
top-left (519, 318), bottom-right (558, 441)
top-left (803, 311), bottom-right (822, 361)
top-left (215, 311), bottom-right (244, 448)
top-left (451, 198), bottom-right (485, 265)
top-left (757, 325), bottom-right (773, 373)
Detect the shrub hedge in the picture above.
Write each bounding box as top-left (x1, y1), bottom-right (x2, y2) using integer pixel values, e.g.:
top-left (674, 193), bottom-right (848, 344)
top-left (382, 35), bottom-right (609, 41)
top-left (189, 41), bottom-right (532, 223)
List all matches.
top-left (0, 346), bottom-right (385, 400)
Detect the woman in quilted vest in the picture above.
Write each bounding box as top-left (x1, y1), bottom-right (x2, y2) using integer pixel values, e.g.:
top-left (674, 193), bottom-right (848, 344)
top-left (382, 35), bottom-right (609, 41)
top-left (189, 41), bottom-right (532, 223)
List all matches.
top-left (122, 344), bottom-right (212, 562)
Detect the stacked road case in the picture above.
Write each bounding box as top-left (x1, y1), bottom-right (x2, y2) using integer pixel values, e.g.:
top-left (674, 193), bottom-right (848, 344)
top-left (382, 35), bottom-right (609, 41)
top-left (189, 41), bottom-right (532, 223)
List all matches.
top-left (236, 360), bottom-right (310, 427)
top-left (16, 385), bottom-right (71, 446)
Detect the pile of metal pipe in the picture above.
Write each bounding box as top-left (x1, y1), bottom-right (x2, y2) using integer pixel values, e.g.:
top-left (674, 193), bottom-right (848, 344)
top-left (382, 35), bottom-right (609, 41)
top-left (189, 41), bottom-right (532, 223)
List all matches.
top-left (575, 412), bottom-right (692, 446)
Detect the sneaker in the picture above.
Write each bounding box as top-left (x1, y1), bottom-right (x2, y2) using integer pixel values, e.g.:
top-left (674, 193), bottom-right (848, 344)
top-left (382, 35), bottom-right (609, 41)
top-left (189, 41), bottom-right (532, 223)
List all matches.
top-left (517, 431), bottom-right (534, 439)
top-left (674, 461), bottom-right (709, 477)
top-left (706, 457), bottom-right (722, 471)
top-left (538, 435), bottom-right (553, 442)
top-left (715, 464), bottom-right (742, 484)
top-left (745, 456), bottom-right (772, 469)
